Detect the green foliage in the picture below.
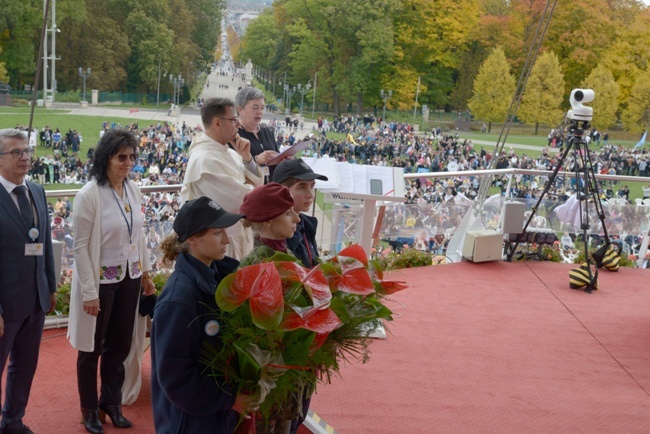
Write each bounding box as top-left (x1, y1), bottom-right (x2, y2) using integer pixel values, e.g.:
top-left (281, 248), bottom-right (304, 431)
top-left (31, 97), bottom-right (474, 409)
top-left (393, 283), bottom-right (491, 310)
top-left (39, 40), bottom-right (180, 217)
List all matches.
top-left (375, 248), bottom-right (432, 270)
top-left (582, 63), bottom-right (619, 130)
top-left (52, 274), bottom-right (72, 316)
top-left (518, 51), bottom-right (565, 135)
top-left (467, 46), bottom-right (516, 124)
top-left (621, 70), bottom-right (650, 133)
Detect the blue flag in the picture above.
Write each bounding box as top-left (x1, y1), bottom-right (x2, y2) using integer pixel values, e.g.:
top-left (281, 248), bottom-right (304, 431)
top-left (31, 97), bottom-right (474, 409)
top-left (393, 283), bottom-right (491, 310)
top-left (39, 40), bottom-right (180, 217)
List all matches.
top-left (635, 130), bottom-right (647, 148)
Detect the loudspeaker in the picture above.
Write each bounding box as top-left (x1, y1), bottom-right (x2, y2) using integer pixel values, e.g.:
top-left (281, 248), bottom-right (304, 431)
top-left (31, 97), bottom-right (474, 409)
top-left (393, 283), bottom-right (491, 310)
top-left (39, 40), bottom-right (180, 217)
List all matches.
top-left (502, 202), bottom-right (526, 234)
top-left (462, 230), bottom-right (504, 262)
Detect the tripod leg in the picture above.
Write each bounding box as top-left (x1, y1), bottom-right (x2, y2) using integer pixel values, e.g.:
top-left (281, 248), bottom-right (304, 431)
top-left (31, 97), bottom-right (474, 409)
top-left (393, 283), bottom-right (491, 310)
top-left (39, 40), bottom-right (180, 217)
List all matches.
top-left (506, 140), bottom-right (575, 261)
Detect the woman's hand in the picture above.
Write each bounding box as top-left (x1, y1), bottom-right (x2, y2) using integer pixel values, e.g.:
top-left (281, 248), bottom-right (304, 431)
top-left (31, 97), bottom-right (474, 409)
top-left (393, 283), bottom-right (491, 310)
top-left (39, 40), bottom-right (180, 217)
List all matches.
top-left (231, 391), bottom-right (262, 418)
top-left (83, 298), bottom-right (100, 317)
top-left (142, 276), bottom-right (156, 296)
top-left (254, 150), bottom-right (279, 166)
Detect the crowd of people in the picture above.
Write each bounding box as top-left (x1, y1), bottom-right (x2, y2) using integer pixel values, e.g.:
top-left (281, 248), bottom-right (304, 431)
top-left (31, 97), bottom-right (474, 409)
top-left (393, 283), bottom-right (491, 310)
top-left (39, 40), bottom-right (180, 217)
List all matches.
top-left (2, 83), bottom-right (650, 433)
top-left (13, 105), bottom-right (650, 263)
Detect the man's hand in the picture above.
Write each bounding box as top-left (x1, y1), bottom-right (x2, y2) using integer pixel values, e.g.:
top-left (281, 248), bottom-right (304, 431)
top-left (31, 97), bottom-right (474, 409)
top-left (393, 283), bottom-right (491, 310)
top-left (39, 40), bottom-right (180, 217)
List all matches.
top-left (83, 298), bottom-right (100, 317)
top-left (231, 135), bottom-right (252, 163)
top-left (47, 293), bottom-right (57, 315)
top-left (254, 150), bottom-right (279, 166)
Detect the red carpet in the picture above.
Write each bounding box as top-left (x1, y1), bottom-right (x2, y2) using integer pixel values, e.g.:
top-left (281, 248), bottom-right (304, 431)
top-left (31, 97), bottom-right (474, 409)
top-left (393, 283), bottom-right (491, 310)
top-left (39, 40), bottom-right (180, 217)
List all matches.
top-left (309, 262), bottom-right (650, 433)
top-left (12, 261), bottom-right (650, 433)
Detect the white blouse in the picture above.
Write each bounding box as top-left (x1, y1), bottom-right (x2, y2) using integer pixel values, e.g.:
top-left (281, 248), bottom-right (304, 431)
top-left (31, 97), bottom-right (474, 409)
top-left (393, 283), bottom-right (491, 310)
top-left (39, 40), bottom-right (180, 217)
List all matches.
top-left (98, 183), bottom-right (144, 283)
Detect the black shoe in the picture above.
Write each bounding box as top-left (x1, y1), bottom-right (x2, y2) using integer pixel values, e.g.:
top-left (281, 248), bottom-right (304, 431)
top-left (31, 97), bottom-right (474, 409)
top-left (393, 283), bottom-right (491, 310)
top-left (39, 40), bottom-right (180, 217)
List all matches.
top-left (98, 404), bottom-right (132, 429)
top-left (80, 408), bottom-right (104, 434)
top-left (3, 425), bottom-right (36, 434)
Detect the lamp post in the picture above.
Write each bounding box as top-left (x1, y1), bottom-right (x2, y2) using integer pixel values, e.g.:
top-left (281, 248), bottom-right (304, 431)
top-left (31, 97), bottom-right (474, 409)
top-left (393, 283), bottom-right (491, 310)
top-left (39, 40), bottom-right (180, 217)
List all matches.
top-left (381, 89), bottom-right (392, 121)
top-left (285, 85), bottom-right (296, 115)
top-left (78, 67), bottom-right (91, 103)
top-left (170, 74), bottom-right (184, 106)
top-left (156, 60), bottom-right (166, 107)
top-left (312, 73), bottom-right (317, 118)
top-left (297, 83), bottom-right (311, 115)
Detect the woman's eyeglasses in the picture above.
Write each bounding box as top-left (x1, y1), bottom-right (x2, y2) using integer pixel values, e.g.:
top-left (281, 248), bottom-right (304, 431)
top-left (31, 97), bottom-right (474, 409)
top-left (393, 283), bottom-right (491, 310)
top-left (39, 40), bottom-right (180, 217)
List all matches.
top-left (115, 154), bottom-right (137, 162)
top-left (0, 148), bottom-right (35, 159)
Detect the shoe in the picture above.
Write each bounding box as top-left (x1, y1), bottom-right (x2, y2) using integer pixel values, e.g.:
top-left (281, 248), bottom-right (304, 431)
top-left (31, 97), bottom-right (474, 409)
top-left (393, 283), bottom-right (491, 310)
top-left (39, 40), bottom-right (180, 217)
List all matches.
top-left (98, 404), bottom-right (132, 429)
top-left (2, 425), bottom-right (36, 434)
top-left (80, 408), bottom-right (103, 433)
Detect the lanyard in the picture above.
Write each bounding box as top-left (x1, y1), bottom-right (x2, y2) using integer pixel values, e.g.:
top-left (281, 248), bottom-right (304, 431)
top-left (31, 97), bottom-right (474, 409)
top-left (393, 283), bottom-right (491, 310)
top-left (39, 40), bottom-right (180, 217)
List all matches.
top-left (303, 231), bottom-right (314, 267)
top-left (110, 181), bottom-right (134, 244)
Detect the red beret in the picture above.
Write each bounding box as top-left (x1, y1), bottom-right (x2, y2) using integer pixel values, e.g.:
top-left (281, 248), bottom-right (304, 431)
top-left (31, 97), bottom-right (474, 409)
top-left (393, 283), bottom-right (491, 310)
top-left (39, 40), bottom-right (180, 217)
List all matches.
top-left (240, 182), bottom-right (295, 222)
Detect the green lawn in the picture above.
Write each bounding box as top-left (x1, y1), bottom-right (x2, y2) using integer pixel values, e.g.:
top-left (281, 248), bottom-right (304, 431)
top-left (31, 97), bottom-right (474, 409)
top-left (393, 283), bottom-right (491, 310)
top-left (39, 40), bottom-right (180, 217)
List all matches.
top-left (1, 112), bottom-right (143, 159)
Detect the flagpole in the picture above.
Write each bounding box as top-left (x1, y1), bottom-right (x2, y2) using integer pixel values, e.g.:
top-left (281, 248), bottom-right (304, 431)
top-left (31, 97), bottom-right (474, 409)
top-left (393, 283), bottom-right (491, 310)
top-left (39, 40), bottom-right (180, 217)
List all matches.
top-left (413, 76), bottom-right (421, 123)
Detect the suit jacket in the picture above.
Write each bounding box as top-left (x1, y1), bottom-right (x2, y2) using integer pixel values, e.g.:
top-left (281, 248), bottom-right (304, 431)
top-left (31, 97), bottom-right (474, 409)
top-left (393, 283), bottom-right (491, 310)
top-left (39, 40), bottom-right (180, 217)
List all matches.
top-left (0, 180), bottom-right (56, 321)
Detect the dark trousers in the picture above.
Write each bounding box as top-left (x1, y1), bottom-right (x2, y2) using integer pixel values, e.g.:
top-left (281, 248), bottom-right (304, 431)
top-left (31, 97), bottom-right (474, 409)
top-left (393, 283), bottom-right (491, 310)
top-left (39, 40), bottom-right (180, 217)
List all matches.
top-left (0, 303), bottom-right (45, 430)
top-left (77, 274), bottom-right (140, 409)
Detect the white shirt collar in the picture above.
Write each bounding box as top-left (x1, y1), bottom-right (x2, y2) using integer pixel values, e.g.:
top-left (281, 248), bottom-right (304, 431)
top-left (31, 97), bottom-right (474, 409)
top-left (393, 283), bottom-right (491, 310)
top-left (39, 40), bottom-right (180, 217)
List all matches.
top-left (0, 174), bottom-right (27, 195)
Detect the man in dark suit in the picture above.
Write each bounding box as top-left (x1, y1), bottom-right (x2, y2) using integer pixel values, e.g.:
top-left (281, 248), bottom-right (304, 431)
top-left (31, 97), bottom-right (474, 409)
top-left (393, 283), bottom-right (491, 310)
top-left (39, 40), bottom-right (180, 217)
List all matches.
top-left (0, 129), bottom-right (57, 434)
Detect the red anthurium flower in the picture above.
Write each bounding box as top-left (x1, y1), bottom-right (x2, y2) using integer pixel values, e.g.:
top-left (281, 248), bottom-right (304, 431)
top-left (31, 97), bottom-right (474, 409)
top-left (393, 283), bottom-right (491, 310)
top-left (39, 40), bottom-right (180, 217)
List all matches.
top-left (249, 263), bottom-right (284, 330)
top-left (332, 267), bottom-right (375, 295)
top-left (216, 263), bottom-right (284, 330)
top-left (336, 244), bottom-right (369, 267)
top-left (280, 307), bottom-right (342, 334)
top-left (275, 262), bottom-right (332, 310)
top-left (368, 260), bottom-right (409, 295)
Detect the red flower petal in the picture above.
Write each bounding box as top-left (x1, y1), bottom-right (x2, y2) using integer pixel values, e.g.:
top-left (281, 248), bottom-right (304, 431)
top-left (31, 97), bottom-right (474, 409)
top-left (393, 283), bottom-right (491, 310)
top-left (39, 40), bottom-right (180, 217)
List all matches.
top-left (336, 267), bottom-right (375, 295)
top-left (280, 308), bottom-right (342, 333)
top-left (337, 244), bottom-right (368, 267)
top-left (377, 280), bottom-right (409, 295)
top-left (216, 271), bottom-right (252, 311)
top-left (276, 262), bottom-right (332, 309)
top-left (248, 263), bottom-right (285, 330)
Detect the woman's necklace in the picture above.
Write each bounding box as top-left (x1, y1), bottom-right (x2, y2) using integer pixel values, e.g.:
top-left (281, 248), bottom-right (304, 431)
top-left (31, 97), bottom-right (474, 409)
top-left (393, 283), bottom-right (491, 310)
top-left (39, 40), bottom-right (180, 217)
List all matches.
top-left (109, 180), bottom-right (134, 244)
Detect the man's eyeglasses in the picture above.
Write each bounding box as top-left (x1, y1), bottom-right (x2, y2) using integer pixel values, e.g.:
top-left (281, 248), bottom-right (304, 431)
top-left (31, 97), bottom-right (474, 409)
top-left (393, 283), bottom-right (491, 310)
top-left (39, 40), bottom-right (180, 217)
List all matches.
top-left (218, 117), bottom-right (240, 124)
top-left (115, 154), bottom-right (137, 162)
top-left (0, 148), bottom-right (35, 159)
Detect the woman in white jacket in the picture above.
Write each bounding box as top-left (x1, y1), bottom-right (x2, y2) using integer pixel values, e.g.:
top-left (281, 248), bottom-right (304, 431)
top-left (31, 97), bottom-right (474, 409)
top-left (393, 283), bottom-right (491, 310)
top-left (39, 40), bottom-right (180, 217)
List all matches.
top-left (67, 130), bottom-right (155, 434)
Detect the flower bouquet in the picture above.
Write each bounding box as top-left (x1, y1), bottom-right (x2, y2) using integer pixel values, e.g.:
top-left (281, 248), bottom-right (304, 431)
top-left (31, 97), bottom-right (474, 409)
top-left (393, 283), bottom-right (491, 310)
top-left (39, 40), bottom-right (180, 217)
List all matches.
top-left (200, 244), bottom-right (408, 425)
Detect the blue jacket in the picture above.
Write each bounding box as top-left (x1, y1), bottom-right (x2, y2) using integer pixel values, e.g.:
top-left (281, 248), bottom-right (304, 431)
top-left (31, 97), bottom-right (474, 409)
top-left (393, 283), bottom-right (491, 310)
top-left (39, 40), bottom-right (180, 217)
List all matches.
top-left (287, 214), bottom-right (319, 268)
top-left (151, 252), bottom-right (240, 434)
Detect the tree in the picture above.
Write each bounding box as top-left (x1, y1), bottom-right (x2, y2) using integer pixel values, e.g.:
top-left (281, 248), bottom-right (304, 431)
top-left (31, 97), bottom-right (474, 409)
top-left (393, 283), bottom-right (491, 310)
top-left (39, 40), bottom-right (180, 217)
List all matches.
top-left (388, 0), bottom-right (480, 110)
top-left (581, 63), bottom-right (619, 130)
top-left (599, 7), bottom-right (650, 112)
top-left (467, 46), bottom-right (516, 132)
top-left (620, 71), bottom-right (650, 133)
top-left (239, 9), bottom-right (281, 71)
top-left (0, 44), bottom-right (8, 83)
top-left (543, 0), bottom-right (615, 95)
top-left (518, 51), bottom-right (565, 135)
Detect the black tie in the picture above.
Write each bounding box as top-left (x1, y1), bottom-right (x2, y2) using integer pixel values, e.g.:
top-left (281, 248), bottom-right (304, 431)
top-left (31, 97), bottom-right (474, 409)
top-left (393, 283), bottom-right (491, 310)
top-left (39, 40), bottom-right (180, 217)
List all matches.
top-left (14, 185), bottom-right (34, 227)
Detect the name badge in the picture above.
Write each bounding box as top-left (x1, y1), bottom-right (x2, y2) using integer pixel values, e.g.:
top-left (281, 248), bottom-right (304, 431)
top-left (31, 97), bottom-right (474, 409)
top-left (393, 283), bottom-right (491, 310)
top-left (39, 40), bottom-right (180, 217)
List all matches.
top-left (25, 243), bottom-right (44, 256)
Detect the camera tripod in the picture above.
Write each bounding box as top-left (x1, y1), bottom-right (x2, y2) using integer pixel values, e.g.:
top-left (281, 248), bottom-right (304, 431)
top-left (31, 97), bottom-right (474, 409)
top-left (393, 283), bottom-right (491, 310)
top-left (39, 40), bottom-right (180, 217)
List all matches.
top-left (506, 119), bottom-right (610, 293)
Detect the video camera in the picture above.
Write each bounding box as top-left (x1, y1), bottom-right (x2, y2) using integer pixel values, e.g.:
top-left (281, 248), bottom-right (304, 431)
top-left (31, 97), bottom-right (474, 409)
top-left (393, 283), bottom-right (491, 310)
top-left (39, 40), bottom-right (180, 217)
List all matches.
top-left (567, 89), bottom-right (594, 122)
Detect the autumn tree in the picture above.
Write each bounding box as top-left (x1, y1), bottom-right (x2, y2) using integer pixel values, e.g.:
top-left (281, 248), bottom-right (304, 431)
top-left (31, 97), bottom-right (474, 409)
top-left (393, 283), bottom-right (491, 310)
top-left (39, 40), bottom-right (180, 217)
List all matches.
top-left (467, 46), bottom-right (516, 132)
top-left (518, 51), bottom-right (565, 135)
top-left (599, 6), bottom-right (650, 112)
top-left (0, 45), bottom-right (8, 83)
top-left (388, 0), bottom-right (480, 110)
top-left (581, 63), bottom-right (619, 130)
top-left (543, 0), bottom-right (615, 95)
top-left (620, 71), bottom-right (650, 133)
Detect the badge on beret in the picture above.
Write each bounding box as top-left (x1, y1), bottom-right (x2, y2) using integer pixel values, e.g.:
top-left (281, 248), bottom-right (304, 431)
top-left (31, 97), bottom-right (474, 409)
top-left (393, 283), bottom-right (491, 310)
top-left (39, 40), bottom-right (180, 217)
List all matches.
top-left (204, 320), bottom-right (220, 336)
